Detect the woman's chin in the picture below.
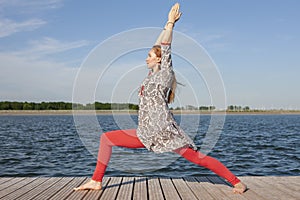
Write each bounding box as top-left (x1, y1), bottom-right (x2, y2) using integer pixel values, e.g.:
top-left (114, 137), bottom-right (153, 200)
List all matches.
top-left (147, 65), bottom-right (154, 69)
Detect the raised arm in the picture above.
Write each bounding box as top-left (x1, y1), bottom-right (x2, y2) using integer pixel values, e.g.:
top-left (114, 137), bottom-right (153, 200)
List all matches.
top-left (154, 3), bottom-right (182, 45)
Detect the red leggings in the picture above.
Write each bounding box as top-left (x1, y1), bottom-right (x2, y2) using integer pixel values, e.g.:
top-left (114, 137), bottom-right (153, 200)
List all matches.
top-left (91, 129), bottom-right (240, 186)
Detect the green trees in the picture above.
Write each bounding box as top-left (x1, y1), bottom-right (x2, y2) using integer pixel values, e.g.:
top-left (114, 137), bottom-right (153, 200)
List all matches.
top-left (227, 105), bottom-right (251, 112)
top-left (0, 101), bottom-right (252, 112)
top-left (199, 106), bottom-right (216, 111)
top-left (0, 101), bottom-right (139, 110)
top-left (0, 101), bottom-right (23, 110)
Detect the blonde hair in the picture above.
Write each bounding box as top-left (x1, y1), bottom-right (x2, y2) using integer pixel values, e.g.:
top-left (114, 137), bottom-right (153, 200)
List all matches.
top-left (152, 45), bottom-right (176, 104)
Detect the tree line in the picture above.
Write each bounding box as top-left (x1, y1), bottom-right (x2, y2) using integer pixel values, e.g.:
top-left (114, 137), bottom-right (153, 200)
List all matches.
top-left (226, 105), bottom-right (250, 112)
top-left (0, 101), bottom-right (139, 110)
top-left (172, 105), bottom-right (216, 111)
top-left (0, 101), bottom-right (254, 112)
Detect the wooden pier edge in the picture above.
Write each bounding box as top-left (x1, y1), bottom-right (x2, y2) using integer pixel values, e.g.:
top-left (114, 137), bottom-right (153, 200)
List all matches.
top-left (0, 176), bottom-right (299, 200)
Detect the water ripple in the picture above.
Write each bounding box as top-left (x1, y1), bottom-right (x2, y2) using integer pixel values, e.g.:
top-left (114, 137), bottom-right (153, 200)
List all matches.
top-left (0, 114), bottom-right (299, 177)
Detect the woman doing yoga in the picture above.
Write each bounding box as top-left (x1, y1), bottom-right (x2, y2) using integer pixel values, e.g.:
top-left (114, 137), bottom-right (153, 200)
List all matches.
top-left (74, 3), bottom-right (247, 194)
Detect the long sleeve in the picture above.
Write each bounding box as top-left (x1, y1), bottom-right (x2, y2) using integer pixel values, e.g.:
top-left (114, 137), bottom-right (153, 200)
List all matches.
top-left (154, 28), bottom-right (173, 45)
top-left (160, 44), bottom-right (172, 70)
top-left (154, 29), bottom-right (166, 45)
top-left (155, 28), bottom-right (173, 70)
top-left (161, 29), bottom-right (173, 45)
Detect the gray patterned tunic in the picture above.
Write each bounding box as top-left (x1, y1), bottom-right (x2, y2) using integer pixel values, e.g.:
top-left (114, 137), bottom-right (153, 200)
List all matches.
top-left (136, 44), bottom-right (197, 153)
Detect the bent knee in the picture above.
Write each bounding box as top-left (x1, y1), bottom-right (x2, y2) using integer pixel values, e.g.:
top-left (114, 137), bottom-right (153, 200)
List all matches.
top-left (100, 133), bottom-right (112, 146)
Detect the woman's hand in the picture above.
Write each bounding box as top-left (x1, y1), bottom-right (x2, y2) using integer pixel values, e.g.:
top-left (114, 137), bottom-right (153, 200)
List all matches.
top-left (168, 3), bottom-right (182, 24)
top-left (161, 3), bottom-right (181, 42)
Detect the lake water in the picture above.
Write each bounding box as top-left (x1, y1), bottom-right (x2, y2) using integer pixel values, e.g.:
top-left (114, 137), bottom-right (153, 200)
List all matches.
top-left (0, 114), bottom-right (299, 178)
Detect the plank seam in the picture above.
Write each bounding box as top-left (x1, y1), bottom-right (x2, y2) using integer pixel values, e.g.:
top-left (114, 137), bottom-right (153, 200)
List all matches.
top-left (113, 177), bottom-right (123, 200)
top-left (62, 177), bottom-right (88, 200)
top-left (170, 177), bottom-right (183, 200)
top-left (0, 177), bottom-right (27, 192)
top-left (45, 177), bottom-right (75, 200)
top-left (98, 177), bottom-right (111, 200)
top-left (205, 176), bottom-right (231, 197)
top-left (183, 177), bottom-right (210, 200)
top-left (131, 177), bottom-right (135, 200)
top-left (0, 177), bottom-right (39, 199)
top-left (0, 177), bottom-right (15, 186)
top-left (146, 178), bottom-right (149, 200)
top-left (158, 178), bottom-right (167, 200)
top-left (17, 177), bottom-right (61, 200)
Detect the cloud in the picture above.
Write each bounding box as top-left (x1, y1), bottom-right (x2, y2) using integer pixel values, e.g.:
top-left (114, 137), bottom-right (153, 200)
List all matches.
top-left (0, 0), bottom-right (63, 12)
top-left (16, 37), bottom-right (91, 57)
top-left (0, 36), bottom-right (92, 101)
top-left (0, 0), bottom-right (63, 37)
top-left (0, 18), bottom-right (46, 38)
top-left (0, 37), bottom-right (91, 66)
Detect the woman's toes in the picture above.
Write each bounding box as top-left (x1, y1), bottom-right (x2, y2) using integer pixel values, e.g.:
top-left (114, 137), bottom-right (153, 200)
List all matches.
top-left (233, 182), bottom-right (247, 194)
top-left (74, 180), bottom-right (102, 191)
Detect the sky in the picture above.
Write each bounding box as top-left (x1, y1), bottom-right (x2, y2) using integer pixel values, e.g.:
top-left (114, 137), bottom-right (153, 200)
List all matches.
top-left (0, 0), bottom-right (299, 110)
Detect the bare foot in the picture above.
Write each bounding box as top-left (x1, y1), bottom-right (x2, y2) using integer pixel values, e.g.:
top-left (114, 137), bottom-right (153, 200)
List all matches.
top-left (74, 179), bottom-right (102, 191)
top-left (233, 182), bottom-right (247, 194)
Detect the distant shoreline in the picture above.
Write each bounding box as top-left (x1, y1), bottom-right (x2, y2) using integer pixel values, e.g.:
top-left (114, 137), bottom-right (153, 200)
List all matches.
top-left (1, 110), bottom-right (300, 115)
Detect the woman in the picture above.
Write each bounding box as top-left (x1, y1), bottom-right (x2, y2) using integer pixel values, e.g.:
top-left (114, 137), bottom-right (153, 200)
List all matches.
top-left (74, 3), bottom-right (247, 194)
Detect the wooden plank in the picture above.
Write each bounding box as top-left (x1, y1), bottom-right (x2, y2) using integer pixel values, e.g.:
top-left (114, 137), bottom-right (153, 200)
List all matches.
top-left (281, 176), bottom-right (300, 186)
top-left (195, 177), bottom-right (231, 200)
top-left (255, 176), bottom-right (299, 200)
top-left (132, 177), bottom-right (147, 200)
top-left (100, 177), bottom-right (122, 200)
top-left (65, 177), bottom-right (98, 200)
top-left (241, 177), bottom-right (274, 200)
top-left (116, 177), bottom-right (134, 200)
top-left (81, 177), bottom-right (110, 200)
top-left (172, 177), bottom-right (198, 200)
top-left (207, 176), bottom-right (248, 200)
top-left (48, 177), bottom-right (87, 200)
top-left (4, 177), bottom-right (57, 200)
top-left (0, 178), bottom-right (14, 186)
top-left (241, 176), bottom-right (296, 200)
top-left (183, 177), bottom-right (214, 200)
top-left (0, 177), bottom-right (48, 200)
top-left (147, 177), bottom-right (164, 200)
top-left (0, 177), bottom-right (26, 191)
top-left (260, 176), bottom-right (300, 192)
top-left (0, 177), bottom-right (39, 199)
top-left (159, 177), bottom-right (181, 200)
top-left (31, 177), bottom-right (74, 200)
top-left (16, 177), bottom-right (62, 200)
top-left (0, 176), bottom-right (299, 200)
top-left (229, 177), bottom-right (267, 200)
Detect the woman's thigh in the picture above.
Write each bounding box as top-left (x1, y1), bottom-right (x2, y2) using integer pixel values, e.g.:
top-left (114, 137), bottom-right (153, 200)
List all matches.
top-left (103, 129), bottom-right (145, 148)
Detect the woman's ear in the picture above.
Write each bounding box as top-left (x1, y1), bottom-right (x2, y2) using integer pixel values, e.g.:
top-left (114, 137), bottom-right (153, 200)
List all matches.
top-left (157, 57), bottom-right (162, 63)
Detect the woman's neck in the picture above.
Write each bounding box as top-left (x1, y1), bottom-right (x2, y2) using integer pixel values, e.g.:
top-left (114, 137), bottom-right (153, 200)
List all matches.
top-left (152, 64), bottom-right (161, 73)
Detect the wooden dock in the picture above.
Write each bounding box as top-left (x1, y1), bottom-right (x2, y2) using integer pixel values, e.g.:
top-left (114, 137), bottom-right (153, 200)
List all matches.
top-left (0, 176), bottom-right (299, 200)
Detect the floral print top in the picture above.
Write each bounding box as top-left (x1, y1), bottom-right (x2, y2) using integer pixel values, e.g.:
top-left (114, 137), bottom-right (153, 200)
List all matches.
top-left (136, 43), bottom-right (197, 153)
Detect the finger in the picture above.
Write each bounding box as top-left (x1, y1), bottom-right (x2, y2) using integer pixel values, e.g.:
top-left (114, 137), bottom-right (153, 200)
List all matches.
top-left (175, 12), bottom-right (182, 21)
top-left (175, 3), bottom-right (180, 10)
top-left (173, 3), bottom-right (178, 10)
top-left (173, 5), bottom-right (178, 12)
top-left (172, 6), bottom-right (176, 13)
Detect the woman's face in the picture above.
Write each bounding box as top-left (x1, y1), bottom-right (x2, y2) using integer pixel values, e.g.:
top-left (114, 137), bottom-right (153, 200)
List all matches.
top-left (146, 49), bottom-right (161, 69)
